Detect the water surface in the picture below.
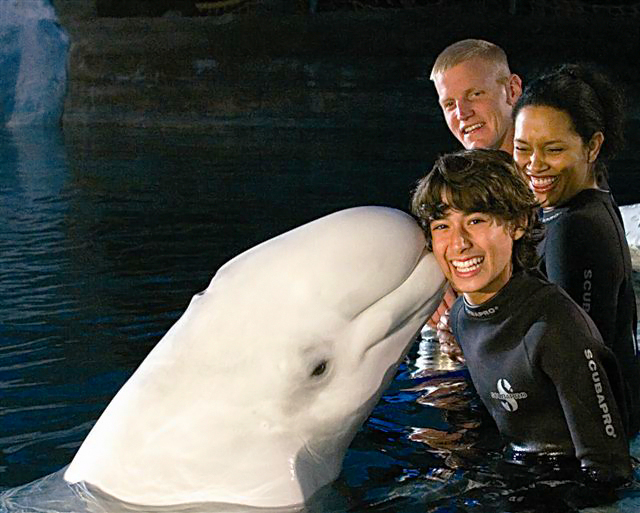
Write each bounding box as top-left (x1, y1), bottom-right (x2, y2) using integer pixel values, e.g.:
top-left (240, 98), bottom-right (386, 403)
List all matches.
top-left (1, 123), bottom-right (639, 512)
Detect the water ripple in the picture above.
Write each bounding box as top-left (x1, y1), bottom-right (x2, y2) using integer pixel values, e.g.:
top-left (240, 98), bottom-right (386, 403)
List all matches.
top-left (1, 125), bottom-right (639, 511)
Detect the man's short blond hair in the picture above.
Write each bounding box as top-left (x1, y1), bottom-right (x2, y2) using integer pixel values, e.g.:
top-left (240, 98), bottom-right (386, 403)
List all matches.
top-left (430, 39), bottom-right (512, 82)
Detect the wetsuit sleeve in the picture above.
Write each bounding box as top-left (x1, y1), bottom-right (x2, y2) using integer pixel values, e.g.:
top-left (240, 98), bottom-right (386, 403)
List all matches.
top-left (543, 210), bottom-right (623, 348)
top-left (449, 298), bottom-right (465, 345)
top-left (530, 315), bottom-right (631, 483)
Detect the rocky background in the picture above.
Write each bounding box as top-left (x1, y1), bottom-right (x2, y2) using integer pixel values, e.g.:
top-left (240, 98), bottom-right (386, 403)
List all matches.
top-left (50, 0), bottom-right (640, 126)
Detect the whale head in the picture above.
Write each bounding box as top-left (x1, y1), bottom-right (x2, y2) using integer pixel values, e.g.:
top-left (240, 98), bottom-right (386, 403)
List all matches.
top-left (64, 206), bottom-right (445, 508)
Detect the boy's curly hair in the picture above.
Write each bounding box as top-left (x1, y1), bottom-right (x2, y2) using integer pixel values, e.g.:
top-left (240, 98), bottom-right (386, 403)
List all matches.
top-left (411, 149), bottom-right (544, 271)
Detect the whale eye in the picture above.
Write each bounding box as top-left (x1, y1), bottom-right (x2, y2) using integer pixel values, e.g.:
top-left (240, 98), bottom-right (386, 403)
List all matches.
top-left (310, 360), bottom-right (328, 378)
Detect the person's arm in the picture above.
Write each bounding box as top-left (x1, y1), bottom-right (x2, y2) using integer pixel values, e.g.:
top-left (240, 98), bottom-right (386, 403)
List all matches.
top-left (427, 286), bottom-right (465, 363)
top-left (426, 285), bottom-right (457, 328)
top-left (533, 315), bottom-right (631, 485)
top-left (543, 213), bottom-right (622, 347)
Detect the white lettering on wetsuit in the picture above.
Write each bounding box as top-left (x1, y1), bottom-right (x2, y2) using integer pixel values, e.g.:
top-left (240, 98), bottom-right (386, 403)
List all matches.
top-left (584, 349), bottom-right (617, 438)
top-left (491, 378), bottom-right (528, 411)
top-left (468, 306), bottom-right (499, 318)
top-left (582, 269), bottom-right (592, 313)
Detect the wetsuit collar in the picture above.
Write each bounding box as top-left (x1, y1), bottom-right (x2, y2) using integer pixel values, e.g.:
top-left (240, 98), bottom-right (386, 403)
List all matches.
top-left (462, 271), bottom-right (529, 321)
top-left (540, 189), bottom-right (611, 225)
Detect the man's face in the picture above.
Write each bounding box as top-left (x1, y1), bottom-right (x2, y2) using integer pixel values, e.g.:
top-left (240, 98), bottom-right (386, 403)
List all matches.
top-left (433, 58), bottom-right (520, 152)
top-left (429, 207), bottom-right (521, 305)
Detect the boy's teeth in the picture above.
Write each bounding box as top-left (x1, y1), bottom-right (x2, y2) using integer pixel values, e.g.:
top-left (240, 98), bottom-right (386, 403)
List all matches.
top-left (452, 257), bottom-right (483, 271)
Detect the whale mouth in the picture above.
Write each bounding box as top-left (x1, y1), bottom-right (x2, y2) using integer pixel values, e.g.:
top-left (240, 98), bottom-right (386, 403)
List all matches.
top-left (355, 248), bottom-right (445, 356)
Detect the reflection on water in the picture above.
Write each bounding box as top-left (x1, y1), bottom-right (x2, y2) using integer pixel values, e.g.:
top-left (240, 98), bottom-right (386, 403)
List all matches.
top-left (1, 125), bottom-right (639, 512)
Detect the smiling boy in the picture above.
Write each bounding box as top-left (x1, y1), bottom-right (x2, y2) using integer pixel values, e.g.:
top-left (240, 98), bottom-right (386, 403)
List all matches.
top-left (428, 40), bottom-right (523, 358)
top-left (411, 149), bottom-right (631, 485)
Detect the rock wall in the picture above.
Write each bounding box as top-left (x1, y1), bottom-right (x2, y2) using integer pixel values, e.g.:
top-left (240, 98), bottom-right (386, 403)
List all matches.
top-left (53, 0), bottom-right (96, 21)
top-left (54, 2), bottom-right (640, 126)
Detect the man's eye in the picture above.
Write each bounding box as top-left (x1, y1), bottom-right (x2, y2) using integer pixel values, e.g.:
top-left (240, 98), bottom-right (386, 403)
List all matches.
top-left (514, 146), bottom-right (530, 153)
top-left (547, 147), bottom-right (564, 153)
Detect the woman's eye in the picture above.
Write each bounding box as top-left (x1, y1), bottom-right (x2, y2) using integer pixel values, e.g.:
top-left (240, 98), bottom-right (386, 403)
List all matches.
top-left (311, 361), bottom-right (328, 377)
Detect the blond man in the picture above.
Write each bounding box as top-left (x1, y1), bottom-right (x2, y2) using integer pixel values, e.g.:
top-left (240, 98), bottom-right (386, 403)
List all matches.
top-left (432, 39), bottom-right (522, 153)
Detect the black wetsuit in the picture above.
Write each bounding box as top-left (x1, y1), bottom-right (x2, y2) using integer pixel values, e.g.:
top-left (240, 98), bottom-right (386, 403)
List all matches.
top-left (450, 271), bottom-right (632, 484)
top-left (538, 188), bottom-right (640, 435)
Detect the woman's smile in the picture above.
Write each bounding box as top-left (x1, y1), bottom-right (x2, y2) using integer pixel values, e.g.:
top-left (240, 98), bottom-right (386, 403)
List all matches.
top-left (528, 174), bottom-right (559, 194)
top-left (514, 105), bottom-right (601, 208)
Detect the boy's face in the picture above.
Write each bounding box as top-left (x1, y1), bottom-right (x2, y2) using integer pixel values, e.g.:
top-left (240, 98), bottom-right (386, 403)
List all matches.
top-left (429, 207), bottom-right (522, 305)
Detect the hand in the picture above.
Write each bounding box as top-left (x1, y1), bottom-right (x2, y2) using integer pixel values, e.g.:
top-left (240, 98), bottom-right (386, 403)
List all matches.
top-left (427, 285), bottom-right (458, 329)
top-left (436, 309), bottom-right (465, 365)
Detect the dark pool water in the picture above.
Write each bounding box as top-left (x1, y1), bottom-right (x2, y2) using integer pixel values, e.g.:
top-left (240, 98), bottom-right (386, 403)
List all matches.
top-left (1, 123), bottom-right (639, 512)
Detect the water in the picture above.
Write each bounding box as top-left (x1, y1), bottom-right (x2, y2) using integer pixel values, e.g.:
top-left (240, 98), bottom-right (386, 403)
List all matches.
top-left (0, 123), bottom-right (639, 512)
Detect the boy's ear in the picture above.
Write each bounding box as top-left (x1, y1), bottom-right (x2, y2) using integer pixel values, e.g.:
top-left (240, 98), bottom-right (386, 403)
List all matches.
top-left (509, 219), bottom-right (527, 240)
top-left (512, 226), bottom-right (526, 240)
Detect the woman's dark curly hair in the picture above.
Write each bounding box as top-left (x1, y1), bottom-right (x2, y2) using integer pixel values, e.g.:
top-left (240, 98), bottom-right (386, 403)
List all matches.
top-left (411, 149), bottom-right (544, 271)
top-left (513, 63), bottom-right (625, 185)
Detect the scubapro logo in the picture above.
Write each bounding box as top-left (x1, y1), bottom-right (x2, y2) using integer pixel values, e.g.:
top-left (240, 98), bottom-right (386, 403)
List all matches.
top-left (468, 306), bottom-right (499, 318)
top-left (491, 378), bottom-right (528, 412)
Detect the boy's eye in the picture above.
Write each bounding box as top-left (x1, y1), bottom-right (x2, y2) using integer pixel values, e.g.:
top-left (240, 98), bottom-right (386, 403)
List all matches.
top-left (430, 222), bottom-right (448, 231)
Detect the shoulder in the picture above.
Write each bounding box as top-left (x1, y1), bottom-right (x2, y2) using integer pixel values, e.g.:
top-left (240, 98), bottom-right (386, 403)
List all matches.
top-left (545, 193), bottom-right (622, 254)
top-left (526, 281), bottom-right (602, 342)
top-left (512, 271), bottom-right (557, 307)
top-left (554, 191), bottom-right (619, 231)
top-left (449, 296), bottom-right (465, 325)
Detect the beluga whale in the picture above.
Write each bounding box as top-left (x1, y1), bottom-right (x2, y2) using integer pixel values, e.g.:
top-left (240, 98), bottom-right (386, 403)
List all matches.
top-left (40, 206), bottom-right (444, 510)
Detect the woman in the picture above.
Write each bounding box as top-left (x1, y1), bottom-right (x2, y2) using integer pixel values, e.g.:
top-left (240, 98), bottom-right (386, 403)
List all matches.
top-left (411, 149), bottom-right (631, 487)
top-left (512, 63), bottom-right (640, 435)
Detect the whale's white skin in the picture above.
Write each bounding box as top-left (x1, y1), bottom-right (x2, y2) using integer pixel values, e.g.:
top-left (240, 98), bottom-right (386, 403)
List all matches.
top-left (63, 206), bottom-right (446, 509)
top-left (621, 203), bottom-right (640, 248)
top-left (621, 203), bottom-right (640, 269)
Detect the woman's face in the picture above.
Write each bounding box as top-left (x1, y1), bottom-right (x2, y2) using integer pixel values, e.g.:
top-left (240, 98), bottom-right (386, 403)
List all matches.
top-left (513, 105), bottom-right (602, 208)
